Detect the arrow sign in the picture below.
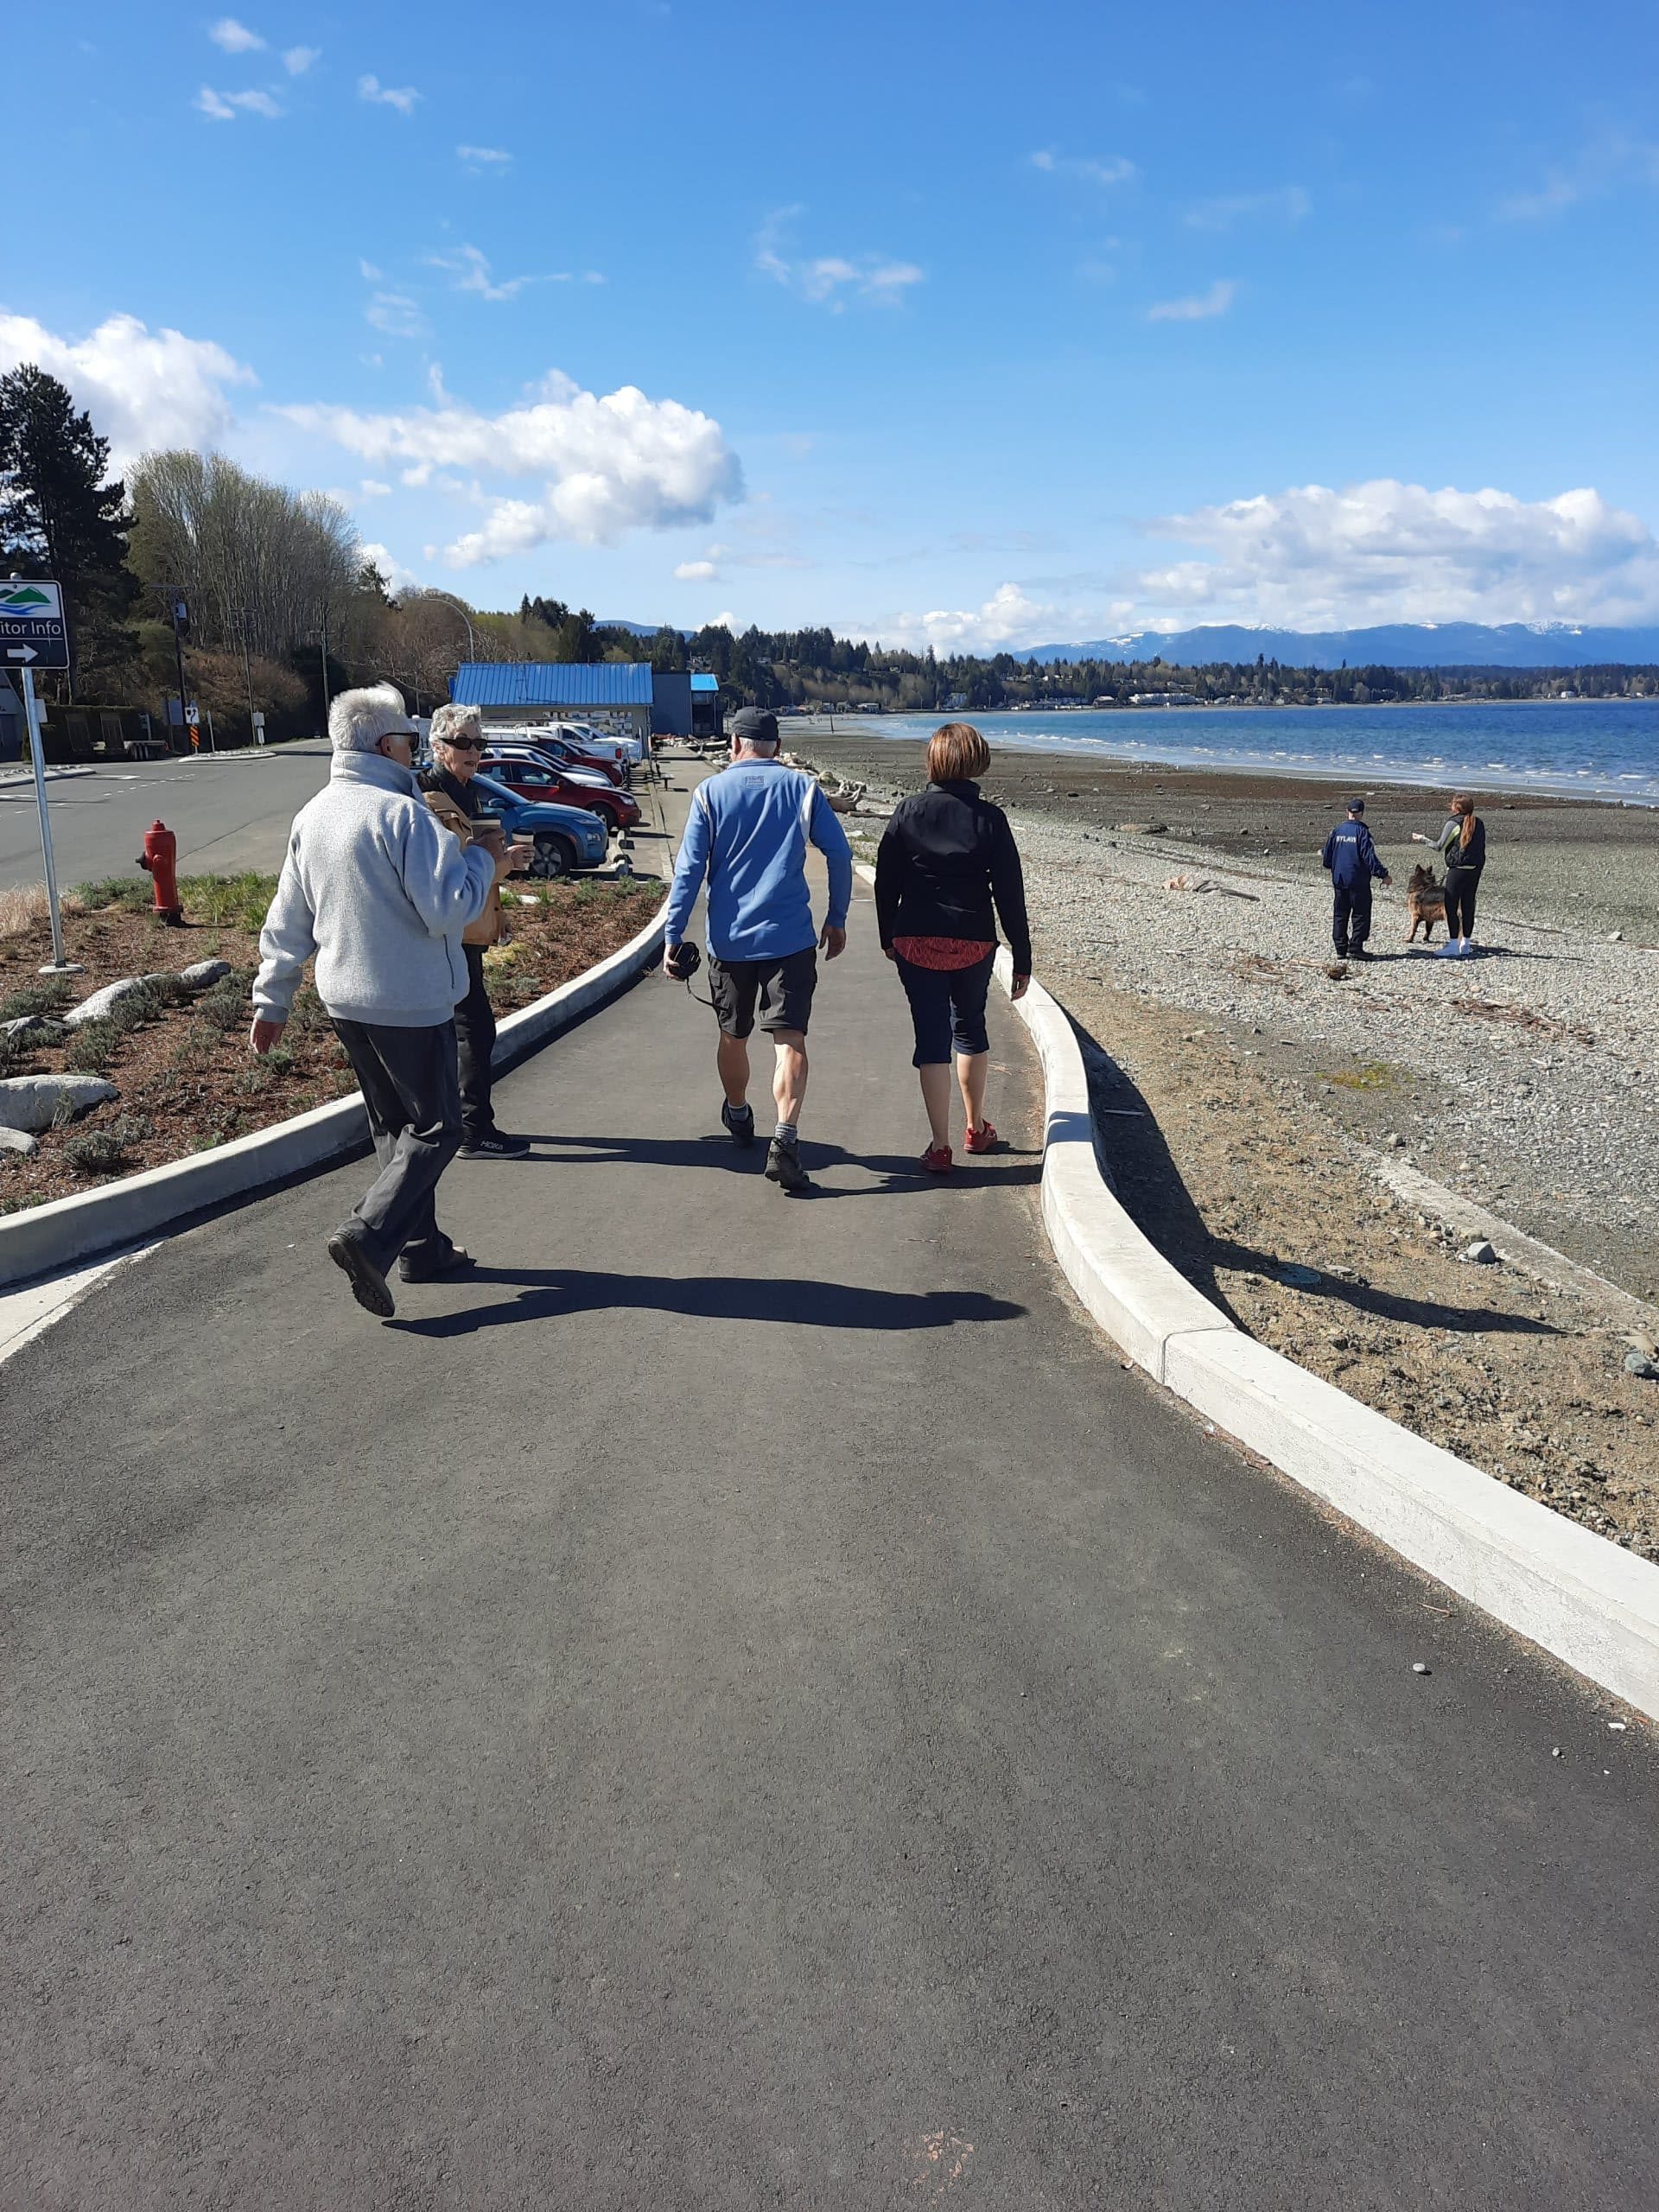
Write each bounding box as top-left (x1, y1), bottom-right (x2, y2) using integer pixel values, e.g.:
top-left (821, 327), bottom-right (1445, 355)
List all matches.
top-left (0, 578), bottom-right (69, 671)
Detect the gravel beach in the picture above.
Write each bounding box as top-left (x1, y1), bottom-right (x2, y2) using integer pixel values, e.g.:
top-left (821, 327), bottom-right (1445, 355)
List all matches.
top-left (791, 723), bottom-right (1659, 1558)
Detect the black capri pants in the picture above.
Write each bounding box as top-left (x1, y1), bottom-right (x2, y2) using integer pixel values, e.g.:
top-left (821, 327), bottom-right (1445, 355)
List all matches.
top-left (1444, 865), bottom-right (1481, 938)
top-left (893, 949), bottom-right (997, 1067)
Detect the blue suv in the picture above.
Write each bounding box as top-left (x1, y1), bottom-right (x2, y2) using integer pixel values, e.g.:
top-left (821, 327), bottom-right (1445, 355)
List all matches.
top-left (469, 769), bottom-right (609, 879)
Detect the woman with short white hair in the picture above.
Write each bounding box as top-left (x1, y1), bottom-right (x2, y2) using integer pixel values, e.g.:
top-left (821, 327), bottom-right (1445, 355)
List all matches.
top-left (419, 703), bottom-right (531, 1156)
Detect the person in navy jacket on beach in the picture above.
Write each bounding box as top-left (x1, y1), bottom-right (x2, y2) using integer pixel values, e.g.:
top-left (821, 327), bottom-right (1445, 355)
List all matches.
top-left (1319, 798), bottom-right (1392, 960)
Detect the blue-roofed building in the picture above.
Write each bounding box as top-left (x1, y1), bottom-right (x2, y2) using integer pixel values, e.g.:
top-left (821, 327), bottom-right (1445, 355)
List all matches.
top-left (450, 661), bottom-right (656, 740)
top-left (690, 671), bottom-right (722, 743)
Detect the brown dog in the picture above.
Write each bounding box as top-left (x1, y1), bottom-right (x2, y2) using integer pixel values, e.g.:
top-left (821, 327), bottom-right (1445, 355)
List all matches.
top-left (1406, 862), bottom-right (1446, 942)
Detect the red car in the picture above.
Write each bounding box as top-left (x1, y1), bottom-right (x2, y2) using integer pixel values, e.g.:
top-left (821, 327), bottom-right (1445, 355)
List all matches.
top-left (487, 728), bottom-right (627, 785)
top-left (480, 751), bottom-right (642, 834)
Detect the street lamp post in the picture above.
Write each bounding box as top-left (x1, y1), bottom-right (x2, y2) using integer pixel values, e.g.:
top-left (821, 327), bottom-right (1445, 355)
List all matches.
top-left (232, 606), bottom-right (257, 741)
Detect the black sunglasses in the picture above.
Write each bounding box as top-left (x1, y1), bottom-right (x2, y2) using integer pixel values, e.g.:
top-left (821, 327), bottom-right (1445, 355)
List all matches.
top-left (442, 735), bottom-right (486, 751)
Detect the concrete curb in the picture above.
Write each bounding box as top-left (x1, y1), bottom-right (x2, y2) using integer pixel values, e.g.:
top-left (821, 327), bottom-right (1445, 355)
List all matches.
top-left (994, 949), bottom-right (1659, 1719)
top-left (0, 896), bottom-right (667, 1292)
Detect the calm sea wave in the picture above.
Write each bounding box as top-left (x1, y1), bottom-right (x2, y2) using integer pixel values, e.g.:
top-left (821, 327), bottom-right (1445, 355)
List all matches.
top-left (820, 700), bottom-right (1659, 803)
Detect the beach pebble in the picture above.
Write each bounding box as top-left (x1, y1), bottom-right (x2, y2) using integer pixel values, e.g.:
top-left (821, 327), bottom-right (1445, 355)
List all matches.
top-left (1624, 1351), bottom-right (1659, 1381)
top-left (1461, 1240), bottom-right (1498, 1265)
top-left (1277, 1263), bottom-right (1322, 1288)
top-left (1412, 1662), bottom-right (1430, 1675)
top-left (1382, 1132), bottom-right (1405, 1150)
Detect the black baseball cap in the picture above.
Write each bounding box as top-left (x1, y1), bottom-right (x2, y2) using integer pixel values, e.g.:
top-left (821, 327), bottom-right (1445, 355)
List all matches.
top-left (1347, 797), bottom-right (1366, 813)
top-left (730, 707), bottom-right (779, 747)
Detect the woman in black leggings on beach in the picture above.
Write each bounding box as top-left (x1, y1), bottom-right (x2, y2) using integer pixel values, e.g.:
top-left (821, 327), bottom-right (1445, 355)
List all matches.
top-left (1413, 793), bottom-right (1485, 955)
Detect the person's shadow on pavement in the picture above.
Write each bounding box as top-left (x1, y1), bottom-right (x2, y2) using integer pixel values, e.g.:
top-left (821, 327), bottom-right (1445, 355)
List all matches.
top-left (387, 1269), bottom-right (1027, 1338)
top-left (488, 1132), bottom-right (1043, 1197)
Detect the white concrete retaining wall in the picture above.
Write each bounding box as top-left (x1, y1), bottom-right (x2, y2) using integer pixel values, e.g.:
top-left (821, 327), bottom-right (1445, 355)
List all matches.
top-left (0, 899), bottom-right (667, 1292)
top-left (996, 951), bottom-right (1659, 1719)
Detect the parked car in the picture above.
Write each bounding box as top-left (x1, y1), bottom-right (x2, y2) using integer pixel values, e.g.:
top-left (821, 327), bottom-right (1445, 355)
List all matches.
top-left (480, 750), bottom-right (643, 835)
top-left (468, 770), bottom-right (609, 878)
top-left (485, 730), bottom-right (627, 787)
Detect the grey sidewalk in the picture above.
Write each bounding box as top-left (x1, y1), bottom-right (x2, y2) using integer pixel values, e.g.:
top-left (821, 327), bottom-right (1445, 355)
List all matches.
top-left (3, 879), bottom-right (1656, 2208)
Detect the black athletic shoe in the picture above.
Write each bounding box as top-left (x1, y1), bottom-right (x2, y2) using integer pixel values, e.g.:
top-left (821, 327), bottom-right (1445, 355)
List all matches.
top-left (459, 1130), bottom-right (532, 1158)
top-left (397, 1243), bottom-right (478, 1284)
top-left (1351, 947), bottom-right (1372, 962)
top-left (327, 1228), bottom-right (395, 1318)
top-left (721, 1100), bottom-right (756, 1147)
top-left (765, 1136), bottom-right (811, 1193)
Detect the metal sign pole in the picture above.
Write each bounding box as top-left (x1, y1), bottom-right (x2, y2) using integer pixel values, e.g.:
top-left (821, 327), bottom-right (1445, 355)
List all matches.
top-left (21, 666), bottom-right (79, 976)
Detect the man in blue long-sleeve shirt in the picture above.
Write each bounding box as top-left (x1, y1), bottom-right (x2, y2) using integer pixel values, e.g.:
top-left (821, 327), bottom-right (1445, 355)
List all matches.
top-left (664, 708), bottom-right (853, 1192)
top-left (1319, 797), bottom-right (1392, 960)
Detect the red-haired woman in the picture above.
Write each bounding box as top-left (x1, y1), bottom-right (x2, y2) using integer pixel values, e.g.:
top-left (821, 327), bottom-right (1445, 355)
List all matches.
top-left (874, 721), bottom-right (1032, 1173)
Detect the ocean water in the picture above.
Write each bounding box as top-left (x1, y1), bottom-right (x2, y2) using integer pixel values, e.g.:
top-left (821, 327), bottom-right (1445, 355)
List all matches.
top-left (821, 700), bottom-right (1659, 803)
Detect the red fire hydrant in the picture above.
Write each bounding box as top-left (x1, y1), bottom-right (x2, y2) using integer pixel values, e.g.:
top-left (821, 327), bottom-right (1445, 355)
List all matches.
top-left (137, 820), bottom-right (184, 925)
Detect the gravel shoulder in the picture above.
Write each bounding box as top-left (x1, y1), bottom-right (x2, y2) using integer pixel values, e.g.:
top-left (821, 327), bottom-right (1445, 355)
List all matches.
top-left (803, 729), bottom-right (1659, 1561)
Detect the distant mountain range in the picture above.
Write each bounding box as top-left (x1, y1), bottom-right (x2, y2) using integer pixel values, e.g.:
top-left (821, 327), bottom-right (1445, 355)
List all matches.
top-left (1015, 622), bottom-right (1659, 669)
top-left (598, 616), bottom-right (1659, 668)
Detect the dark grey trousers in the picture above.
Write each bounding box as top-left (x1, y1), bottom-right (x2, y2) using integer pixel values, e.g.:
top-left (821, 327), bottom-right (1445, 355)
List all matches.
top-left (455, 943), bottom-right (499, 1144)
top-left (333, 1018), bottom-right (462, 1271)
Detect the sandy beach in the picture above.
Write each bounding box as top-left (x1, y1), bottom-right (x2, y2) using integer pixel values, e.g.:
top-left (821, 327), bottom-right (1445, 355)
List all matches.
top-left (790, 724), bottom-right (1659, 1561)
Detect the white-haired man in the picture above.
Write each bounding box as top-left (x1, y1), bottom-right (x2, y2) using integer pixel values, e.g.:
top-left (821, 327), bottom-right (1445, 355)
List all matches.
top-left (419, 702), bottom-right (529, 1157)
top-left (251, 683), bottom-right (529, 1317)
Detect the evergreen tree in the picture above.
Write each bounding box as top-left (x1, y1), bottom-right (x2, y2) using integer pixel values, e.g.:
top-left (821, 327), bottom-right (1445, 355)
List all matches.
top-left (0, 364), bottom-right (137, 697)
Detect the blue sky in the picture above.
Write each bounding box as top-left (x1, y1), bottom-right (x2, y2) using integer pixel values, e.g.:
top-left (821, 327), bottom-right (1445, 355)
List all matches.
top-left (7, 0), bottom-right (1659, 648)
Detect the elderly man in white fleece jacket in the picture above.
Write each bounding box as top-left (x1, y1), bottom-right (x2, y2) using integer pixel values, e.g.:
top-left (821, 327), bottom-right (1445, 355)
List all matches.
top-left (251, 683), bottom-right (529, 1318)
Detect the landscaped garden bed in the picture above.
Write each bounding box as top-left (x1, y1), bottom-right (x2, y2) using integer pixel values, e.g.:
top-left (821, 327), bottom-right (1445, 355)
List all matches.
top-left (0, 873), bottom-right (663, 1213)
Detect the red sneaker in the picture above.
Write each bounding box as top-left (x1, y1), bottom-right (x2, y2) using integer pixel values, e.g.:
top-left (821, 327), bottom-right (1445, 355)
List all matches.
top-left (963, 1122), bottom-right (998, 1154)
top-left (920, 1141), bottom-right (954, 1174)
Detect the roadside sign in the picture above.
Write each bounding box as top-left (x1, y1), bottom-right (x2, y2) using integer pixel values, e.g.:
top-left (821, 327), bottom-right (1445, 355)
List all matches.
top-left (0, 578), bottom-right (70, 671)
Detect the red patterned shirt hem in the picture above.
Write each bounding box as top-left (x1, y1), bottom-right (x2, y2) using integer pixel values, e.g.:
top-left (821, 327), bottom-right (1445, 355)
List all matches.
top-left (891, 935), bottom-right (996, 972)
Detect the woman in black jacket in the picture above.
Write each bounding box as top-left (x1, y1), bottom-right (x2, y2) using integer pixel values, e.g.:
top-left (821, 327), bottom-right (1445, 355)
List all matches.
top-left (1412, 791), bottom-right (1487, 957)
top-left (874, 722), bottom-right (1033, 1173)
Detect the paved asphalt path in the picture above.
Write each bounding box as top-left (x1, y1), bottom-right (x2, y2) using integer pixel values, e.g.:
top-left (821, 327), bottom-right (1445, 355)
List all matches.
top-left (0, 743), bottom-right (335, 893)
top-left (3, 875), bottom-right (1656, 2207)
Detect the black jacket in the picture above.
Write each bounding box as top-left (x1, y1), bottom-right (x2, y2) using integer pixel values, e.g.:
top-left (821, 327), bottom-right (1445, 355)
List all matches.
top-left (875, 779), bottom-right (1033, 974)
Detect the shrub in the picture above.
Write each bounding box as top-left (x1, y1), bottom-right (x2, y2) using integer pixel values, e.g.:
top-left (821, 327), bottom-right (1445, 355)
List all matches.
top-left (64, 1019), bottom-right (118, 1073)
top-left (0, 884), bottom-right (51, 941)
top-left (0, 975), bottom-right (75, 1023)
top-left (73, 877), bottom-right (153, 915)
top-left (62, 1128), bottom-right (127, 1175)
top-left (196, 974), bottom-right (252, 1031)
top-left (109, 981), bottom-right (170, 1035)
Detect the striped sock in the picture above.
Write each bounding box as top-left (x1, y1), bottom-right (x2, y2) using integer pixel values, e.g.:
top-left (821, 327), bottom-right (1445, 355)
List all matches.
top-left (774, 1121), bottom-right (798, 1147)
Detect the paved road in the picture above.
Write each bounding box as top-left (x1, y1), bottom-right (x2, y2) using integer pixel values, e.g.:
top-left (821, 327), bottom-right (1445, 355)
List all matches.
top-left (4, 881), bottom-right (1656, 2207)
top-left (1, 742), bottom-right (682, 899)
top-left (0, 744), bottom-right (335, 893)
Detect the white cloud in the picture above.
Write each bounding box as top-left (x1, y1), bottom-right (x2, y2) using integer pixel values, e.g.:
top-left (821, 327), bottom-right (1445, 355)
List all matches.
top-left (283, 45), bottom-right (321, 74)
top-left (359, 479), bottom-right (393, 498)
top-left (1133, 479), bottom-right (1659, 627)
top-left (754, 207), bottom-right (923, 309)
top-left (873, 582), bottom-right (1062, 654)
top-left (1147, 278), bottom-right (1236, 321)
top-left (0, 310), bottom-right (256, 466)
top-left (359, 74), bottom-right (420, 114)
top-left (1031, 148), bottom-right (1138, 188)
top-left (674, 559), bottom-right (718, 582)
top-left (281, 370), bottom-right (744, 561)
top-left (195, 85), bottom-right (283, 119)
top-left (359, 258), bottom-right (385, 283)
top-left (359, 541), bottom-right (421, 593)
top-left (1185, 187), bottom-right (1309, 230)
top-left (208, 16), bottom-right (264, 53)
top-left (365, 291), bottom-right (427, 339)
top-left (458, 143), bottom-right (512, 169)
top-left (1497, 130), bottom-right (1659, 221)
top-left (427, 245), bottom-right (563, 302)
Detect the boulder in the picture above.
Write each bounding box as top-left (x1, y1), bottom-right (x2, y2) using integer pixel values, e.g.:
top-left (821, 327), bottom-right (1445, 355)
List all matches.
top-left (1624, 1351), bottom-right (1659, 1382)
top-left (63, 976), bottom-right (149, 1029)
top-left (1461, 1239), bottom-right (1498, 1265)
top-left (0, 1074), bottom-right (118, 1134)
top-left (177, 958), bottom-right (232, 990)
top-left (2, 1014), bottom-right (46, 1040)
top-left (0, 1125), bottom-right (38, 1156)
